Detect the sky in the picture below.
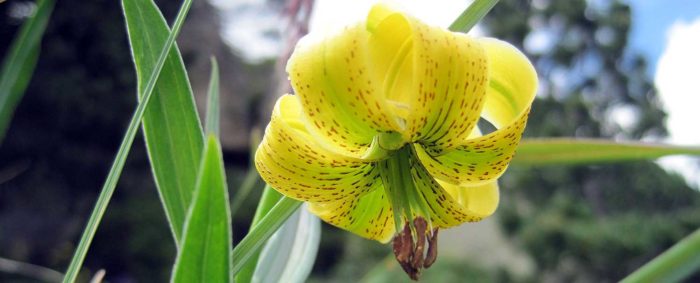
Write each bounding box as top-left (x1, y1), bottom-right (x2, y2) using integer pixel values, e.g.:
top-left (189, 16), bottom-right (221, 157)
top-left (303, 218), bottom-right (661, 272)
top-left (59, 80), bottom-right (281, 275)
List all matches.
top-left (215, 0), bottom-right (700, 187)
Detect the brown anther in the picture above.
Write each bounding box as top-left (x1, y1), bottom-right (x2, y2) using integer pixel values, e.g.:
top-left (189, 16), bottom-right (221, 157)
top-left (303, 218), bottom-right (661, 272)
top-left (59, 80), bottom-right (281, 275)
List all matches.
top-left (391, 217), bottom-right (440, 281)
top-left (411, 217), bottom-right (428, 269)
top-left (393, 222), bottom-right (413, 263)
top-left (424, 228), bottom-right (439, 268)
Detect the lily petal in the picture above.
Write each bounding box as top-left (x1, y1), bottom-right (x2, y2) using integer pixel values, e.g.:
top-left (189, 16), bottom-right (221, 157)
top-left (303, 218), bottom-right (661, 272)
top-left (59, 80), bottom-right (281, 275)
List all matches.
top-left (415, 38), bottom-right (537, 186)
top-left (308, 187), bottom-right (395, 243)
top-left (367, 5), bottom-right (488, 152)
top-left (287, 20), bottom-right (402, 159)
top-left (408, 150), bottom-right (491, 228)
top-left (438, 180), bottom-right (499, 217)
top-left (255, 95), bottom-right (380, 202)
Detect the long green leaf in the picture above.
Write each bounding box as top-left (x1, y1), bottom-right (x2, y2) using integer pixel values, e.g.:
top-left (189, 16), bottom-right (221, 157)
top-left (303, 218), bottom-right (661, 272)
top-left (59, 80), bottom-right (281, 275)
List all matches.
top-left (0, 0), bottom-right (54, 143)
top-left (512, 138), bottom-right (700, 165)
top-left (171, 135), bottom-right (232, 283)
top-left (621, 228), bottom-right (700, 283)
top-left (234, 185), bottom-right (283, 283)
top-left (231, 196), bottom-right (302, 276)
top-left (448, 0), bottom-right (499, 32)
top-left (123, 0), bottom-right (204, 245)
top-left (62, 0), bottom-right (194, 281)
top-left (205, 57), bottom-right (220, 137)
top-left (252, 207), bottom-right (320, 283)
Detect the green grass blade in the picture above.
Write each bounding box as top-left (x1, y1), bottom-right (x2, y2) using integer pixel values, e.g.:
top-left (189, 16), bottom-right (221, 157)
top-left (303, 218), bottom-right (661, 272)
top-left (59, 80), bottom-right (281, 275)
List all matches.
top-left (511, 138), bottom-right (700, 166)
top-left (123, 0), bottom-right (204, 245)
top-left (0, 0), bottom-right (54, 143)
top-left (61, 0), bottom-right (194, 281)
top-left (171, 135), bottom-right (232, 283)
top-left (252, 207), bottom-right (320, 283)
top-left (234, 185), bottom-right (283, 283)
top-left (206, 57), bottom-right (220, 137)
top-left (621, 228), bottom-right (700, 283)
top-left (448, 0), bottom-right (499, 32)
top-left (231, 195), bottom-right (302, 277)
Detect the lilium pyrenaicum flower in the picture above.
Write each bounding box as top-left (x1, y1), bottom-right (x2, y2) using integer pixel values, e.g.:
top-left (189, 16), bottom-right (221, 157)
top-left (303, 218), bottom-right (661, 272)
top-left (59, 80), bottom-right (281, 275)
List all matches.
top-left (255, 4), bottom-right (537, 279)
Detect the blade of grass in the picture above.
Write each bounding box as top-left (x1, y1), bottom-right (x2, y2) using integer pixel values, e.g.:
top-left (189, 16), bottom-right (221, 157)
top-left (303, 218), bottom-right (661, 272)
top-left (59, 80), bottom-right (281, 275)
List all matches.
top-left (621, 228), bottom-right (700, 283)
top-left (171, 135), bottom-right (232, 283)
top-left (124, 0), bottom-right (205, 245)
top-left (512, 138), bottom-right (700, 166)
top-left (234, 185), bottom-right (283, 283)
top-left (61, 0), bottom-right (194, 281)
top-left (230, 128), bottom-right (262, 218)
top-left (231, 194), bottom-right (302, 277)
top-left (0, 0), bottom-right (54, 143)
top-left (252, 206), bottom-right (320, 283)
top-left (206, 57), bottom-right (220, 137)
top-left (448, 0), bottom-right (499, 32)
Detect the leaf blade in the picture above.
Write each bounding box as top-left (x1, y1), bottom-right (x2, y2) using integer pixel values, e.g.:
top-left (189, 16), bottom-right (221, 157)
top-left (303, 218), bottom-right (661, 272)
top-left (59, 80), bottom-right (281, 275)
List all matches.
top-left (206, 57), bottom-right (220, 137)
top-left (0, 0), bottom-right (54, 143)
top-left (123, 0), bottom-right (204, 244)
top-left (171, 135), bottom-right (232, 283)
top-left (252, 206), bottom-right (320, 283)
top-left (512, 138), bottom-right (700, 165)
top-left (231, 195), bottom-right (302, 276)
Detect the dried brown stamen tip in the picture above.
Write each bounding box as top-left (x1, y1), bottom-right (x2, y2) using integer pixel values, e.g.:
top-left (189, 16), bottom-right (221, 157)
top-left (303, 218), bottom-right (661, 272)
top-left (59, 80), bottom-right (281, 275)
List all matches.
top-left (391, 216), bottom-right (440, 281)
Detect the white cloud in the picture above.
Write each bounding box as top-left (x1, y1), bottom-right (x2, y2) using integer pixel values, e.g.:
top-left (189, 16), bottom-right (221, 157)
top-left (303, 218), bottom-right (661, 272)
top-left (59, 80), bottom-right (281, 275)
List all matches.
top-left (654, 17), bottom-right (700, 187)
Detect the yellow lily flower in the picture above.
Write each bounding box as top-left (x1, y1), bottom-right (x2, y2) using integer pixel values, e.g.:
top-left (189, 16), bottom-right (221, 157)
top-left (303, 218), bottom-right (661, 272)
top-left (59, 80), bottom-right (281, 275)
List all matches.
top-left (255, 4), bottom-right (536, 278)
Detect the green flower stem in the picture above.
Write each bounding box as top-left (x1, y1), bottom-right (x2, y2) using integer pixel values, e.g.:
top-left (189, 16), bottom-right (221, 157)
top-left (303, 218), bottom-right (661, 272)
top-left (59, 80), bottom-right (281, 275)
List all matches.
top-left (448, 0), bottom-right (499, 32)
top-left (621, 228), bottom-right (700, 283)
top-left (61, 0), bottom-right (193, 281)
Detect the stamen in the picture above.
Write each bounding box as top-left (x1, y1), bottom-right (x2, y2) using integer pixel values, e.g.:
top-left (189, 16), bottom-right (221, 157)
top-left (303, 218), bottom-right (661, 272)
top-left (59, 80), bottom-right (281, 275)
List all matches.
top-left (391, 216), bottom-right (441, 280)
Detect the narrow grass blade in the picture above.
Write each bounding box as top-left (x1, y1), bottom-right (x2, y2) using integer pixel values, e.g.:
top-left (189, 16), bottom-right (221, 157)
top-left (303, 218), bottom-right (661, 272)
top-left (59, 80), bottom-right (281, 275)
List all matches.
top-left (448, 0), bottom-right (499, 32)
top-left (123, 0), bottom-right (204, 245)
top-left (0, 0), bottom-right (54, 143)
top-left (231, 195), bottom-right (302, 277)
top-left (62, 0), bottom-right (194, 281)
top-left (252, 205), bottom-right (320, 283)
top-left (206, 57), bottom-right (220, 137)
top-left (621, 228), bottom-right (700, 283)
top-left (171, 135), bottom-right (232, 283)
top-left (234, 185), bottom-right (283, 283)
top-left (512, 138), bottom-right (700, 166)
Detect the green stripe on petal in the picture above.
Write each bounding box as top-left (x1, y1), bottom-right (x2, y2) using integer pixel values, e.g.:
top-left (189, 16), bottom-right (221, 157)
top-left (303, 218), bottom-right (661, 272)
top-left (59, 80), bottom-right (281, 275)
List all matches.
top-left (287, 21), bottom-right (403, 159)
top-left (308, 187), bottom-right (395, 243)
top-left (366, 5), bottom-right (488, 153)
top-left (415, 37), bottom-right (537, 186)
top-left (255, 95), bottom-right (380, 203)
top-left (478, 37), bottom-right (538, 128)
top-left (408, 145), bottom-right (489, 228)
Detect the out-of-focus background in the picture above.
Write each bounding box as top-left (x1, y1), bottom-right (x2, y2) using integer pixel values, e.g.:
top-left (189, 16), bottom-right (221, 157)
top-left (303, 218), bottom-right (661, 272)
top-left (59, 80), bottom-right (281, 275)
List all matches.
top-left (1, 0), bottom-right (699, 282)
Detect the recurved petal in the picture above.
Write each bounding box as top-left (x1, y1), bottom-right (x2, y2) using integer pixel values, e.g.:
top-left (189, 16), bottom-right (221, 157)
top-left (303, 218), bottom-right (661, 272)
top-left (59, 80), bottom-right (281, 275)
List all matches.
top-left (367, 5), bottom-right (488, 152)
top-left (438, 179), bottom-right (499, 218)
top-left (287, 19), bottom-right (403, 159)
top-left (415, 38), bottom-right (537, 186)
top-left (308, 186), bottom-right (395, 243)
top-left (255, 95), bottom-right (381, 203)
top-left (408, 152), bottom-right (492, 228)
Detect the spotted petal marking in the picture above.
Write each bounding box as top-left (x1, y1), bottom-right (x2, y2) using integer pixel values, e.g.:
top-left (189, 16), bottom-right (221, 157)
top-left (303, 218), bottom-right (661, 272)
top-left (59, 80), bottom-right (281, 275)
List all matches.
top-left (415, 37), bottom-right (537, 186)
top-left (287, 21), bottom-right (403, 159)
top-left (309, 187), bottom-right (395, 243)
top-left (367, 5), bottom-right (488, 153)
top-left (255, 95), bottom-right (380, 203)
top-left (407, 147), bottom-right (492, 228)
